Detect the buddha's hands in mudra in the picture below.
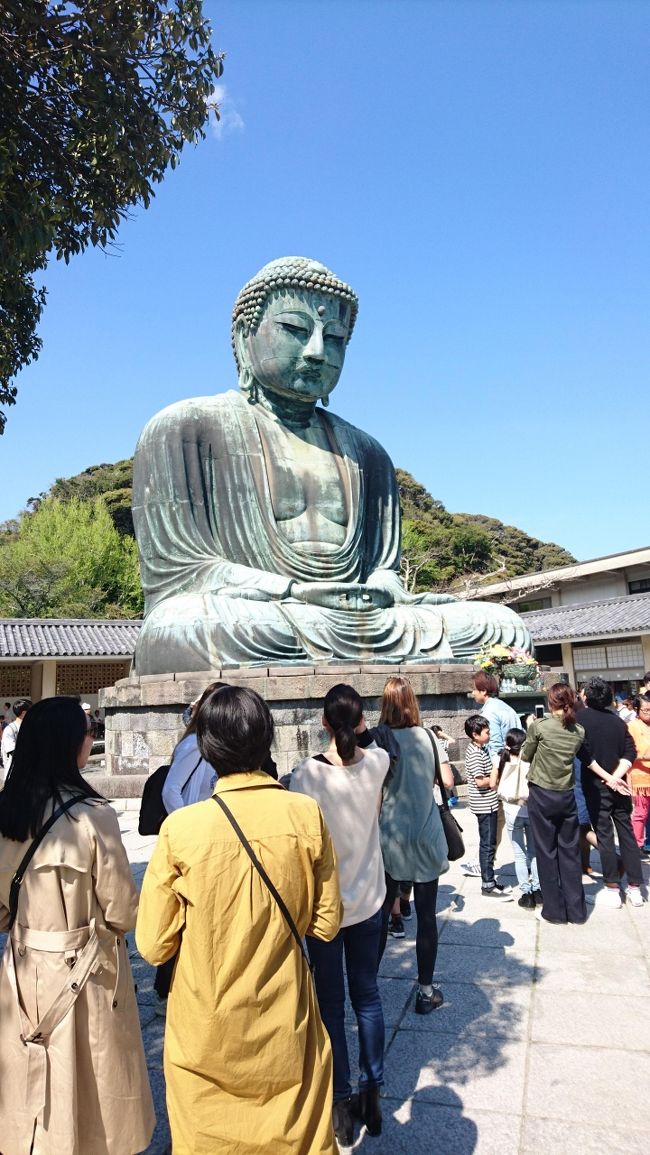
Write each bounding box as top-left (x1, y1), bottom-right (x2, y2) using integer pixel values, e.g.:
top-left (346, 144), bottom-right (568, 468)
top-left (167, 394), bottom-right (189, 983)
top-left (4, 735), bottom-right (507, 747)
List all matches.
top-left (289, 582), bottom-right (394, 611)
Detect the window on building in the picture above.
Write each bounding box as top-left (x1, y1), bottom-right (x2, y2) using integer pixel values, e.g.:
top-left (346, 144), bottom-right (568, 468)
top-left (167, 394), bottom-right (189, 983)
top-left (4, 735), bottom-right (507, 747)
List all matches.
top-left (573, 645), bottom-right (607, 671)
top-left (0, 665), bottom-right (32, 698)
top-left (56, 661), bottom-right (131, 696)
top-left (606, 642), bottom-right (644, 668)
top-left (628, 578), bottom-right (650, 594)
top-left (573, 640), bottom-right (644, 671)
top-left (513, 597), bottom-right (553, 613)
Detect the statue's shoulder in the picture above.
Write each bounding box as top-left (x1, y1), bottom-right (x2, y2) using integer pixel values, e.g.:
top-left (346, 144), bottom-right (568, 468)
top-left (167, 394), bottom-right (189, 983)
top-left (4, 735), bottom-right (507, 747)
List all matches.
top-left (324, 409), bottom-right (393, 463)
top-left (136, 390), bottom-right (245, 447)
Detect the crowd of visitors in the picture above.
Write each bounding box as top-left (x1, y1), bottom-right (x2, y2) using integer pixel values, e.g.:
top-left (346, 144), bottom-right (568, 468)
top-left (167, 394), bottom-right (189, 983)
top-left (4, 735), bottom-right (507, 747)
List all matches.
top-left (0, 671), bottom-right (648, 1153)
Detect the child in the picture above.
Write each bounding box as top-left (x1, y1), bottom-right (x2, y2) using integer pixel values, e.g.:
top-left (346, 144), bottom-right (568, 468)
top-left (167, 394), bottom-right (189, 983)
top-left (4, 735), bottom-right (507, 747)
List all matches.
top-left (433, 724), bottom-right (459, 806)
top-left (464, 714), bottom-right (512, 900)
top-left (497, 728), bottom-right (540, 909)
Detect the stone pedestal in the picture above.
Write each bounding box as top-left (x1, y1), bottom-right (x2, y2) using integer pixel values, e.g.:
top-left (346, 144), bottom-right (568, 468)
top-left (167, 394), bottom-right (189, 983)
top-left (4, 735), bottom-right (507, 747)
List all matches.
top-left (97, 664), bottom-right (561, 798)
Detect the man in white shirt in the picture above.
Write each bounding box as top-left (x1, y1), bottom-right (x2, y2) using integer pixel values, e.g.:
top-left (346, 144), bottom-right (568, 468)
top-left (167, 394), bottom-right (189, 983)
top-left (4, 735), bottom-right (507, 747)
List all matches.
top-left (0, 698), bottom-right (31, 785)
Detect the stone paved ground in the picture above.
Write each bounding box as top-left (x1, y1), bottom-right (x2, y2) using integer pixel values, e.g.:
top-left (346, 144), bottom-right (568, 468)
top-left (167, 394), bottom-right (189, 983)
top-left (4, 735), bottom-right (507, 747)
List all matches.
top-left (116, 803), bottom-right (650, 1154)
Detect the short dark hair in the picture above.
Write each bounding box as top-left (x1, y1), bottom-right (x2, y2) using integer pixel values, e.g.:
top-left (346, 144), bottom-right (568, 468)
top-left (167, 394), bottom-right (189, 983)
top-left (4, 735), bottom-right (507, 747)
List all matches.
top-left (465, 714), bottom-right (490, 739)
top-left (583, 676), bottom-right (613, 711)
top-left (472, 671), bottom-right (499, 697)
top-left (13, 698), bottom-right (32, 718)
top-left (196, 686), bottom-right (274, 776)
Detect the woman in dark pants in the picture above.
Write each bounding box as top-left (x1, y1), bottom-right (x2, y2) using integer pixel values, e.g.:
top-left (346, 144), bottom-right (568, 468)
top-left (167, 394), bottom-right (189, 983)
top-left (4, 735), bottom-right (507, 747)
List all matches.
top-left (522, 683), bottom-right (588, 924)
top-left (376, 676), bottom-right (449, 1013)
top-left (291, 685), bottom-right (389, 1145)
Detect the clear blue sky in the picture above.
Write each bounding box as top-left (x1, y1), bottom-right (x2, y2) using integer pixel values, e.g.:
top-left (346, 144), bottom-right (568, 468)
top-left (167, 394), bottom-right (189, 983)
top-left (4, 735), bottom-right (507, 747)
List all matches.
top-left (3, 0), bottom-right (649, 562)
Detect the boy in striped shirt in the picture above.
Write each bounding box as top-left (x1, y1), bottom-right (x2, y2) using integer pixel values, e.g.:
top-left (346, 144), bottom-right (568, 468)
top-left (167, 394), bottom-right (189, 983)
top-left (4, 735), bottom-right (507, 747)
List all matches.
top-left (464, 715), bottom-right (512, 900)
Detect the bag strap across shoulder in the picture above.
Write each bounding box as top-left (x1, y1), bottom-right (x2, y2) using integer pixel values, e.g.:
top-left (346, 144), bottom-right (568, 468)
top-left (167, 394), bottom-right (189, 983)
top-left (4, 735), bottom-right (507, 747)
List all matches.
top-left (212, 793), bottom-right (311, 970)
top-left (181, 755), bottom-right (203, 794)
top-left (8, 795), bottom-right (86, 932)
top-left (425, 727), bottom-right (451, 811)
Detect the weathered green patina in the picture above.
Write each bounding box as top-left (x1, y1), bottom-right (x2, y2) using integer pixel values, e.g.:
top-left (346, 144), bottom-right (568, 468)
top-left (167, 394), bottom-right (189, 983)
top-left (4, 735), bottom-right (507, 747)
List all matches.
top-left (132, 257), bottom-right (531, 672)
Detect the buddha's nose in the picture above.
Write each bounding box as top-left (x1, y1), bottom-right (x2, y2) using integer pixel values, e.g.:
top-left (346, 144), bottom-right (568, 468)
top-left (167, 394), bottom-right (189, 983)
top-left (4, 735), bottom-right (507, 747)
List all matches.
top-left (303, 326), bottom-right (324, 362)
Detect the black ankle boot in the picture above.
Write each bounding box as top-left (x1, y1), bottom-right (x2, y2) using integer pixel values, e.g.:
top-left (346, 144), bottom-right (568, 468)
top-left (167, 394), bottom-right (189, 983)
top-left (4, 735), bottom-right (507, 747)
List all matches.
top-left (358, 1086), bottom-right (382, 1137)
top-left (332, 1097), bottom-right (354, 1146)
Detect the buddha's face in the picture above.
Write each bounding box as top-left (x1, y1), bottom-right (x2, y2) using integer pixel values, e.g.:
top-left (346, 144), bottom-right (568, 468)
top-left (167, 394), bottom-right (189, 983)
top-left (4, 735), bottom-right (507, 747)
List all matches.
top-left (242, 290), bottom-right (351, 404)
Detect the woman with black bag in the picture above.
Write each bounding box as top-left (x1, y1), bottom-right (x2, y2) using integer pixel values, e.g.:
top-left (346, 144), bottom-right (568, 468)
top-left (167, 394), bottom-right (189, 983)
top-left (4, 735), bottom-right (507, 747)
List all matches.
top-left (377, 676), bottom-right (450, 1015)
top-left (136, 685), bottom-right (342, 1155)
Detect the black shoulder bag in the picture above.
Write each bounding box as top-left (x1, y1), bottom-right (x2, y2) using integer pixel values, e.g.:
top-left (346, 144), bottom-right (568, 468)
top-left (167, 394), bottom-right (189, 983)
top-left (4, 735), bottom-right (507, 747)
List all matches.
top-left (8, 795), bottom-right (85, 932)
top-left (426, 728), bottom-right (465, 861)
top-left (212, 793), bottom-right (312, 971)
top-left (138, 756), bottom-right (202, 836)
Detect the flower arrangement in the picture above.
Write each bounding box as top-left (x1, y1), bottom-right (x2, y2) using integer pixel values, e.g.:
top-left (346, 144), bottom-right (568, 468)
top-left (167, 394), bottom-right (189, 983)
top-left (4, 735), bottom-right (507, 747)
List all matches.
top-left (475, 644), bottom-right (539, 685)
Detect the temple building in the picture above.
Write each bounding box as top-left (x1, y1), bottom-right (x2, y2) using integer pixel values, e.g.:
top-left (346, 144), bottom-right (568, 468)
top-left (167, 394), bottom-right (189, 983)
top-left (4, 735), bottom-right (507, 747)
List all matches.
top-left (2, 545), bottom-right (650, 705)
top-left (0, 620), bottom-right (138, 710)
top-left (473, 546), bottom-right (650, 693)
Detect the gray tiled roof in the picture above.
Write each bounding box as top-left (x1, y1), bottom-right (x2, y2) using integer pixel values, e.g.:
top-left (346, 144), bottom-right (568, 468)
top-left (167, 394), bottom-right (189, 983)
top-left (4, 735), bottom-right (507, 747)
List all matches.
top-left (0, 619), bottom-right (142, 659)
top-left (521, 592), bottom-right (650, 643)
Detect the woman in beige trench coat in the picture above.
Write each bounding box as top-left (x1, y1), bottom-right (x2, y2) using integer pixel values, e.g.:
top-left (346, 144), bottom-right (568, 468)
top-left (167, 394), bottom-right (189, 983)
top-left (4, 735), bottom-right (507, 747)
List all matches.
top-left (0, 697), bottom-right (155, 1155)
top-left (136, 686), bottom-right (343, 1155)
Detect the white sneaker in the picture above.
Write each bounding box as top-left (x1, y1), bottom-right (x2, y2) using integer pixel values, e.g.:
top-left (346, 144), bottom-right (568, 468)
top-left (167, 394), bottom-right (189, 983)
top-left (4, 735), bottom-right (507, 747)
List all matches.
top-left (460, 862), bottom-right (481, 877)
top-left (585, 887), bottom-right (622, 909)
top-left (627, 886), bottom-right (644, 908)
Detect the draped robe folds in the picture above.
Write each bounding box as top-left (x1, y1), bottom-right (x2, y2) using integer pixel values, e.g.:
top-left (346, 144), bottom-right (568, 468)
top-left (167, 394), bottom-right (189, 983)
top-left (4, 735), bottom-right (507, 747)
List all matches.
top-left (132, 390), bottom-right (530, 672)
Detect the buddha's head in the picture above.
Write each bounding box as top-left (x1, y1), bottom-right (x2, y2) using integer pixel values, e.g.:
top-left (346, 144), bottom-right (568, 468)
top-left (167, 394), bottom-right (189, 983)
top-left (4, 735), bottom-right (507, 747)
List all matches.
top-left (232, 257), bottom-right (359, 408)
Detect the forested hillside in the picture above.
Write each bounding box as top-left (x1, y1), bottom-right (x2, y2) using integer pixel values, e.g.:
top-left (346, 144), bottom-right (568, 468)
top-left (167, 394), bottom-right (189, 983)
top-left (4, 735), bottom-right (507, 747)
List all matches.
top-left (0, 460), bottom-right (575, 617)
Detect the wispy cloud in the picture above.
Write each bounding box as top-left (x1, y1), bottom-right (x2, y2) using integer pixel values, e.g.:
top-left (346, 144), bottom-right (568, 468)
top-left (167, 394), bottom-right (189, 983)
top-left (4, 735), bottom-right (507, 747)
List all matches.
top-left (207, 84), bottom-right (245, 139)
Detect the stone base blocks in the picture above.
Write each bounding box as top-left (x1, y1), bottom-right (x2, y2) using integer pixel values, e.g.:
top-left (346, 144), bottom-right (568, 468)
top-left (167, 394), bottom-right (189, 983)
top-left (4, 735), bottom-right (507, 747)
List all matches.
top-left (99, 664), bottom-right (560, 796)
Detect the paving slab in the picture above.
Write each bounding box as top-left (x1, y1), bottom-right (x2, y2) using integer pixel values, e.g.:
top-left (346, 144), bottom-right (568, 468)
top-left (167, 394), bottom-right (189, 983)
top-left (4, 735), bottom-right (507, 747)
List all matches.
top-left (434, 942), bottom-right (537, 989)
top-left (525, 1043), bottom-right (650, 1124)
top-left (531, 989), bottom-right (650, 1051)
top-left (439, 914), bottom-right (538, 951)
top-left (387, 1030), bottom-right (528, 1113)
top-left (369, 1100), bottom-right (519, 1155)
top-left (411, 980), bottom-right (531, 1041)
top-left (521, 1117), bottom-right (649, 1155)
top-left (533, 905), bottom-right (645, 954)
top-left (101, 803), bottom-right (650, 1155)
top-left (534, 944), bottom-right (649, 995)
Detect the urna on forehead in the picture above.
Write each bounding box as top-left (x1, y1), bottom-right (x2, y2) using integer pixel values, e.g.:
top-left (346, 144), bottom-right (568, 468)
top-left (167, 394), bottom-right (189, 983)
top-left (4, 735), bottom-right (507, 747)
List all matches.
top-left (231, 256), bottom-right (359, 345)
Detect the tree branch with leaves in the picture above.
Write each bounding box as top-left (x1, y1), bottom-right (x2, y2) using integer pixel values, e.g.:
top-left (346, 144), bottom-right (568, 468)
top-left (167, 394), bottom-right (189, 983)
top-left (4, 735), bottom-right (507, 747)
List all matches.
top-left (0, 0), bottom-right (224, 431)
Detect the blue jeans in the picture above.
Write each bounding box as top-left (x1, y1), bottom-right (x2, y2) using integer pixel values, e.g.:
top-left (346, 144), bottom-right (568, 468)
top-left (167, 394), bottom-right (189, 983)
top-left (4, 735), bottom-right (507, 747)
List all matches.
top-left (505, 812), bottom-right (540, 893)
top-left (476, 810), bottom-right (498, 887)
top-left (307, 907), bottom-right (385, 1102)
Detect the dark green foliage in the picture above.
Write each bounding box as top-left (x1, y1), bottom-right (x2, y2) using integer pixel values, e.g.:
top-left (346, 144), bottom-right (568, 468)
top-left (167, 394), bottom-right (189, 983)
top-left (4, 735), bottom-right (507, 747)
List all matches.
top-left (29, 459), bottom-right (135, 535)
top-left (8, 460), bottom-right (574, 613)
top-left (397, 469), bottom-right (575, 593)
top-left (0, 0), bottom-right (224, 432)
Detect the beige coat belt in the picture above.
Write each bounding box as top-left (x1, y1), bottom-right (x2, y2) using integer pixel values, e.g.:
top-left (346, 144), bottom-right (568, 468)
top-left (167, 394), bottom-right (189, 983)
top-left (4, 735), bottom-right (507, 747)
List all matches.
top-left (3, 919), bottom-right (107, 1118)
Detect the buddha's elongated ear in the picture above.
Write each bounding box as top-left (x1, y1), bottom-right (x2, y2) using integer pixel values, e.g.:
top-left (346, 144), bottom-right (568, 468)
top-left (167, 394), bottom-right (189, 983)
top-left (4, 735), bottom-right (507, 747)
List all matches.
top-left (234, 320), bottom-right (249, 375)
top-left (235, 323), bottom-right (259, 403)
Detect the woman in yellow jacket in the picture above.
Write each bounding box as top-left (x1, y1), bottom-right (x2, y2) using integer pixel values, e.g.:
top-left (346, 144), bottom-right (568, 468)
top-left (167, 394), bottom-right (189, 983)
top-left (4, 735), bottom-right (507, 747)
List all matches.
top-left (136, 685), bottom-right (343, 1155)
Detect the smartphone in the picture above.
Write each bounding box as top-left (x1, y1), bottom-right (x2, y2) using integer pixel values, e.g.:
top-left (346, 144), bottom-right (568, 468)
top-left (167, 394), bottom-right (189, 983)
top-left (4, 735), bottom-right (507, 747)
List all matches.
top-left (535, 704), bottom-right (545, 719)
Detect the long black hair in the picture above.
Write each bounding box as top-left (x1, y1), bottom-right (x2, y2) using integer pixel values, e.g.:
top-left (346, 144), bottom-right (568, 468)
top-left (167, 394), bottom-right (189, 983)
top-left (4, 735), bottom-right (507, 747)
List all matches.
top-left (0, 697), bottom-right (104, 842)
top-left (497, 727), bottom-right (527, 778)
top-left (323, 684), bottom-right (363, 762)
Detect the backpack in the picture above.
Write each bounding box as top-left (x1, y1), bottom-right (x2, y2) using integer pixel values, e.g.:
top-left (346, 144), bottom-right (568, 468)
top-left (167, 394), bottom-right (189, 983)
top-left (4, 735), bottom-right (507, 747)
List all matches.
top-left (138, 757), bottom-right (201, 835)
